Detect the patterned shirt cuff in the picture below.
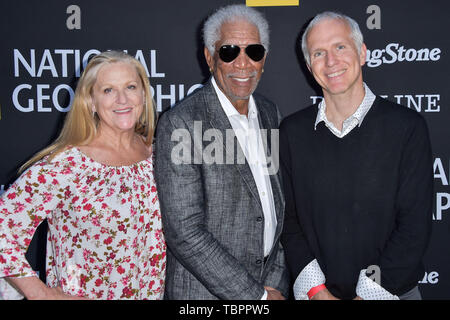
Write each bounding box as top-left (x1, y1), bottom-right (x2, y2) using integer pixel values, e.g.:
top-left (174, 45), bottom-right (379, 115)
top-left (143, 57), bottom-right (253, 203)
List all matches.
top-left (293, 259), bottom-right (326, 300)
top-left (356, 269), bottom-right (399, 300)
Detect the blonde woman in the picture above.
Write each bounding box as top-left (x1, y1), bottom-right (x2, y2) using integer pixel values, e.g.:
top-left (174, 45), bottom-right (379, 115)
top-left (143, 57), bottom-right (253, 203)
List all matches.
top-left (0, 51), bottom-right (165, 300)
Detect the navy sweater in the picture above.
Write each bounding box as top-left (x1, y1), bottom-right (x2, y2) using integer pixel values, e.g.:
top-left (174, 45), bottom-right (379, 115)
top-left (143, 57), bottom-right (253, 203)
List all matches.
top-left (280, 97), bottom-right (433, 299)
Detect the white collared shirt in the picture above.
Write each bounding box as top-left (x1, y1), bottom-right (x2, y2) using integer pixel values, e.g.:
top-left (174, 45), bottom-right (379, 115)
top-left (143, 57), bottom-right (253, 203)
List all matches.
top-left (211, 77), bottom-right (277, 258)
top-left (314, 83), bottom-right (376, 138)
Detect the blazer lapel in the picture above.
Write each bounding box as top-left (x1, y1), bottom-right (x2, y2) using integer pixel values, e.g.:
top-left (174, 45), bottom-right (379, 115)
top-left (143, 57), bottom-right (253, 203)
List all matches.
top-left (201, 80), bottom-right (263, 211)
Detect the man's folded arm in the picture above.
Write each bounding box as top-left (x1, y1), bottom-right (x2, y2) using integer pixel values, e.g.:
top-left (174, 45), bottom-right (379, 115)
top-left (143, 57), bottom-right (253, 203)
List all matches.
top-left (369, 116), bottom-right (433, 297)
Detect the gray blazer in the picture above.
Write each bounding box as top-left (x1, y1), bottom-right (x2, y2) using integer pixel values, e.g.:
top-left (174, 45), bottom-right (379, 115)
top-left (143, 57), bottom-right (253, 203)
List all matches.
top-left (155, 79), bottom-right (289, 300)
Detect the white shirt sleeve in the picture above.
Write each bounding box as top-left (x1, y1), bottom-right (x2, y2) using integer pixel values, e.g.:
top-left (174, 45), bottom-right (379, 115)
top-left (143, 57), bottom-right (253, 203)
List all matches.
top-left (356, 269), bottom-right (399, 300)
top-left (260, 289), bottom-right (268, 300)
top-left (293, 259), bottom-right (326, 300)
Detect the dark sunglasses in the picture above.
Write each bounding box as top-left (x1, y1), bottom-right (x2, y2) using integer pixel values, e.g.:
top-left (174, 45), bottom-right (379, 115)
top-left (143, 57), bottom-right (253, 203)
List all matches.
top-left (218, 44), bottom-right (266, 63)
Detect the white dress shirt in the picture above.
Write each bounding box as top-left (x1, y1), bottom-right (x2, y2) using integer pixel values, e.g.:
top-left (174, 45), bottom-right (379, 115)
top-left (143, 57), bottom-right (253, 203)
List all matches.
top-left (212, 78), bottom-right (277, 257)
top-left (211, 78), bottom-right (278, 300)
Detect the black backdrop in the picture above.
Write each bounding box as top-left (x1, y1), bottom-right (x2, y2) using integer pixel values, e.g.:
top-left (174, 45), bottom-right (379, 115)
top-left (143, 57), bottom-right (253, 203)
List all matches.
top-left (0, 0), bottom-right (449, 299)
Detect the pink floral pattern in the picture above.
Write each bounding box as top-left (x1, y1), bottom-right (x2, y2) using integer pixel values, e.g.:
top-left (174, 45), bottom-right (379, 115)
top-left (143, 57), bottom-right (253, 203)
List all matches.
top-left (0, 147), bottom-right (165, 299)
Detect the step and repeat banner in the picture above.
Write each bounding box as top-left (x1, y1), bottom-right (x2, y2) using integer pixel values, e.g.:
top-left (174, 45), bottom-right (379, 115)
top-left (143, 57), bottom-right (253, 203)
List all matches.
top-left (0, 0), bottom-right (448, 299)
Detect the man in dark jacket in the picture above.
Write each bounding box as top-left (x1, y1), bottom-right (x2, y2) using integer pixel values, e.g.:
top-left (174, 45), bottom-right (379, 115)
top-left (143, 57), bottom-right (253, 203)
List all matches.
top-left (280, 11), bottom-right (433, 300)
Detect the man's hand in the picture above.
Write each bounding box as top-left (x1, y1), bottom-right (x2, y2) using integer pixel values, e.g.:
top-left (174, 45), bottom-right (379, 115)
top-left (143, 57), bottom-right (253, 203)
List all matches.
top-left (353, 295), bottom-right (363, 300)
top-left (265, 286), bottom-right (286, 300)
top-left (310, 288), bottom-right (340, 300)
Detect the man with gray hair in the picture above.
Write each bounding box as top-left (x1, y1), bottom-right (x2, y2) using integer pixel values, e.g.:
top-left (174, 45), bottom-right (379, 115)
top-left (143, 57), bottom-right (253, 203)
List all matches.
top-left (155, 4), bottom-right (289, 299)
top-left (280, 11), bottom-right (433, 300)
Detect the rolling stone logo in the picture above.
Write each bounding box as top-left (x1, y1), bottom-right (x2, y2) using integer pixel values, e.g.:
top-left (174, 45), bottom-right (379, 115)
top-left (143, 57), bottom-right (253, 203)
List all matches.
top-left (366, 43), bottom-right (441, 67)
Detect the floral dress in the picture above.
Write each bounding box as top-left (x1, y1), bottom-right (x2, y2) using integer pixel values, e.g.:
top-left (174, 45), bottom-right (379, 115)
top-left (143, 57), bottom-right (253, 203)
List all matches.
top-left (0, 147), bottom-right (166, 299)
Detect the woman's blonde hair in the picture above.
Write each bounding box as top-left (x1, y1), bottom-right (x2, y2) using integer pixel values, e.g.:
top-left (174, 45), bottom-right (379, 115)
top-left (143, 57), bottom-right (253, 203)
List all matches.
top-left (20, 50), bottom-right (156, 172)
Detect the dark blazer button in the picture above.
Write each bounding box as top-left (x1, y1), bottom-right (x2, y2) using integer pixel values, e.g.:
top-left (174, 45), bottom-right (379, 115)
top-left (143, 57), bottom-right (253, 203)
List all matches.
top-left (256, 259), bottom-right (262, 265)
top-left (256, 217), bottom-right (263, 222)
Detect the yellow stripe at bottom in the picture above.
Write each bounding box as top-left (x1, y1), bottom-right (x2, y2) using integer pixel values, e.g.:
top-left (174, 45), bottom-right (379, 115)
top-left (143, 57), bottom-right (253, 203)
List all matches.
top-left (246, 0), bottom-right (299, 7)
